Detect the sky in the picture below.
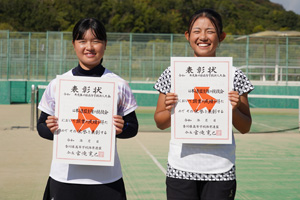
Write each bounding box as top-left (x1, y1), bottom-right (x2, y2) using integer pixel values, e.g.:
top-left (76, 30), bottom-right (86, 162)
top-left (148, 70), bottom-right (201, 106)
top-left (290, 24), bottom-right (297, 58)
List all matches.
top-left (269, 0), bottom-right (300, 15)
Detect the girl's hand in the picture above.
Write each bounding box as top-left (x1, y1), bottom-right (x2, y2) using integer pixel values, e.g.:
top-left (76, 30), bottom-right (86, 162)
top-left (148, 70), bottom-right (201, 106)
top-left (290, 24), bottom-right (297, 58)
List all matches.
top-left (165, 93), bottom-right (178, 111)
top-left (113, 115), bottom-right (124, 135)
top-left (154, 92), bottom-right (177, 130)
top-left (228, 91), bottom-right (240, 110)
top-left (46, 116), bottom-right (58, 133)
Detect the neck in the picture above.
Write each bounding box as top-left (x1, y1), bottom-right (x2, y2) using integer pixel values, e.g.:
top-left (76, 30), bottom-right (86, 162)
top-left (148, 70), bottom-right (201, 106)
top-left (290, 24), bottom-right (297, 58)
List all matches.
top-left (72, 63), bottom-right (105, 77)
top-left (194, 53), bottom-right (216, 57)
top-left (79, 63), bottom-right (99, 70)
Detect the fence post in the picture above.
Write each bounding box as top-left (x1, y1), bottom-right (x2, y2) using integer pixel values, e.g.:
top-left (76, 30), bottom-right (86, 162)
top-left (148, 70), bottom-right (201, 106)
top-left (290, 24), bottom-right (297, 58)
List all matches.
top-left (36, 86), bottom-right (40, 126)
top-left (119, 41), bottom-right (122, 76)
top-left (0, 40), bottom-right (2, 77)
top-left (30, 84), bottom-right (35, 131)
top-left (285, 36), bottom-right (289, 84)
top-left (60, 32), bottom-right (63, 75)
top-left (275, 38), bottom-right (280, 82)
top-left (170, 33), bottom-right (173, 57)
top-left (245, 35), bottom-right (249, 76)
top-left (129, 33), bottom-right (132, 83)
top-left (152, 42), bottom-right (155, 81)
top-left (45, 31), bottom-right (49, 81)
top-left (6, 30), bottom-right (10, 80)
top-left (22, 39), bottom-right (25, 79)
top-left (27, 32), bottom-right (31, 80)
top-left (35, 40), bottom-right (39, 79)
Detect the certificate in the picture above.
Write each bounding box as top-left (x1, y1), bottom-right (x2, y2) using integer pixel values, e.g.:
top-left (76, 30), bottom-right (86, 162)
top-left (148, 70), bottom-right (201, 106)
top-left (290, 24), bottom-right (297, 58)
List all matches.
top-left (171, 57), bottom-right (233, 144)
top-left (53, 75), bottom-right (118, 166)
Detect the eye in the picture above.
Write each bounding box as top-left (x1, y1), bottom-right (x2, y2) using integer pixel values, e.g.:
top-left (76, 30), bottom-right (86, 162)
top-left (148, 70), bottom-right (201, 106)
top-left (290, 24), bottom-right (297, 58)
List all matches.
top-left (93, 40), bottom-right (102, 43)
top-left (207, 30), bottom-right (216, 34)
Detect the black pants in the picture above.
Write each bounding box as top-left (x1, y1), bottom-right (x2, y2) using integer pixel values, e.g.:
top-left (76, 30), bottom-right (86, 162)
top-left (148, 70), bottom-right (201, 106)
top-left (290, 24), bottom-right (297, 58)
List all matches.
top-left (166, 177), bottom-right (236, 200)
top-left (43, 177), bottom-right (127, 200)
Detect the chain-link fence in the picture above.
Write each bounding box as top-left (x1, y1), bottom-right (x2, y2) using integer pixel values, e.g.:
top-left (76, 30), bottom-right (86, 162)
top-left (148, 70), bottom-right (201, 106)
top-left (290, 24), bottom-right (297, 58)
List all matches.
top-left (0, 30), bottom-right (299, 82)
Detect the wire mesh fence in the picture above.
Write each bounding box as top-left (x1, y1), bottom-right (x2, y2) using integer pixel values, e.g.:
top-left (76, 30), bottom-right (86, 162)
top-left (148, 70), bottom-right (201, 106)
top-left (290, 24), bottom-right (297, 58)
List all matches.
top-left (0, 30), bottom-right (299, 82)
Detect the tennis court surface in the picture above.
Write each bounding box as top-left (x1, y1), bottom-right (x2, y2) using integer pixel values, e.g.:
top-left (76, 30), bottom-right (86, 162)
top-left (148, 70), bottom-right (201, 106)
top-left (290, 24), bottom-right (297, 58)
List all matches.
top-left (0, 104), bottom-right (299, 199)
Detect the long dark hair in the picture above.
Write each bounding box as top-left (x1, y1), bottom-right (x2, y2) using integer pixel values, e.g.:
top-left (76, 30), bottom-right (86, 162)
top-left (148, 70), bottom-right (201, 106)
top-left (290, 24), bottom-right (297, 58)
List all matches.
top-left (187, 9), bottom-right (223, 41)
top-left (72, 18), bottom-right (107, 42)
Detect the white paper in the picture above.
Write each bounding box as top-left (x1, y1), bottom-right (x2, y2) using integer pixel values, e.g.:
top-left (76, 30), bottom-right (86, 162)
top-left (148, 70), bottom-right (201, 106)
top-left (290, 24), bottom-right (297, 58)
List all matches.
top-left (171, 57), bottom-right (233, 144)
top-left (53, 75), bottom-right (118, 166)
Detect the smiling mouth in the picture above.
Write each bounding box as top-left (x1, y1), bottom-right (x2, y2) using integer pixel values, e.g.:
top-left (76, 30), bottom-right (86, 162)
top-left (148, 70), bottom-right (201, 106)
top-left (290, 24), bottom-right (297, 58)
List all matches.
top-left (198, 43), bottom-right (210, 47)
top-left (85, 53), bottom-right (96, 57)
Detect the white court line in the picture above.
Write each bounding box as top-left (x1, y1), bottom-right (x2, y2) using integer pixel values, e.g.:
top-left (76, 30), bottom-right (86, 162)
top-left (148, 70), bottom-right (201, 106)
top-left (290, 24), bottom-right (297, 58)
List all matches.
top-left (136, 139), bottom-right (166, 175)
top-left (252, 121), bottom-right (284, 130)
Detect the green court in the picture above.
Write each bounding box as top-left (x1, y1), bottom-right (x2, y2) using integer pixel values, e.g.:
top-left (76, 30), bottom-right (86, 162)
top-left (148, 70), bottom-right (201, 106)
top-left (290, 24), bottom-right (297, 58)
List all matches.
top-left (119, 132), bottom-right (300, 200)
top-left (0, 105), bottom-right (299, 200)
top-left (136, 107), bottom-right (299, 133)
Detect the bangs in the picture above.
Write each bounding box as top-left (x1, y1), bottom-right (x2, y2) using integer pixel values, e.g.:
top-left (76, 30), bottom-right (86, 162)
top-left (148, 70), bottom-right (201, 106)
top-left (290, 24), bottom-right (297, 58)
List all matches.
top-left (73, 18), bottom-right (107, 42)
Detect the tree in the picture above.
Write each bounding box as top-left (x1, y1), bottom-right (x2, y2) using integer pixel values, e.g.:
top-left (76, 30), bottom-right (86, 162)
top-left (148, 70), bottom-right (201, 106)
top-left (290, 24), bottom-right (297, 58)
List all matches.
top-left (0, 0), bottom-right (299, 33)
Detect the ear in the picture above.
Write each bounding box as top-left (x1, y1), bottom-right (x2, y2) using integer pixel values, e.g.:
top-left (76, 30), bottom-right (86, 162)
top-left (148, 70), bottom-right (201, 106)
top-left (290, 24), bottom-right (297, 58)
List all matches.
top-left (184, 31), bottom-right (190, 41)
top-left (219, 32), bottom-right (226, 42)
top-left (104, 40), bottom-right (107, 50)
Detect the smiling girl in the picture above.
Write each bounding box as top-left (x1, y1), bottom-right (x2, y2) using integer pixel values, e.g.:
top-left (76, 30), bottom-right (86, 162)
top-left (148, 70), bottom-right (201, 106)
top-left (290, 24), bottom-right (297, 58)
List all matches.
top-left (154, 9), bottom-right (254, 200)
top-left (37, 18), bottom-right (138, 200)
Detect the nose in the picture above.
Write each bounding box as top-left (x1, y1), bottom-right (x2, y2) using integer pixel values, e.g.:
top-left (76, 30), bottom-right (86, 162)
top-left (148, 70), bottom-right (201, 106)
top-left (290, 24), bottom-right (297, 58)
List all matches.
top-left (199, 32), bottom-right (207, 41)
top-left (86, 41), bottom-right (94, 50)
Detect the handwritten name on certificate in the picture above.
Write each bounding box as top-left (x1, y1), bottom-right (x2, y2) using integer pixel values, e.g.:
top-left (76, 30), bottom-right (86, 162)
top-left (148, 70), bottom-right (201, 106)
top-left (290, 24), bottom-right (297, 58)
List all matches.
top-left (171, 57), bottom-right (233, 144)
top-left (53, 75), bottom-right (118, 166)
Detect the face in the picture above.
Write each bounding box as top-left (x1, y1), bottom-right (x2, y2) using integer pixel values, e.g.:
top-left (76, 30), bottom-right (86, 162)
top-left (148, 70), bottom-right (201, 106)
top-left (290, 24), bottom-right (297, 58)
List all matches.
top-left (73, 29), bottom-right (107, 70)
top-left (185, 17), bottom-right (225, 57)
